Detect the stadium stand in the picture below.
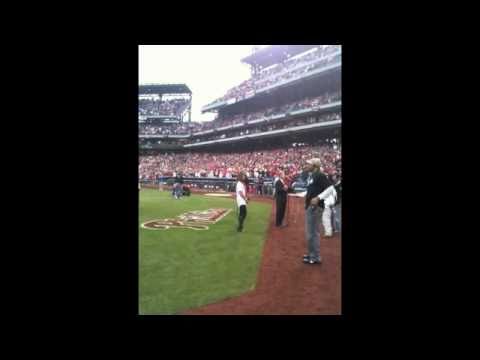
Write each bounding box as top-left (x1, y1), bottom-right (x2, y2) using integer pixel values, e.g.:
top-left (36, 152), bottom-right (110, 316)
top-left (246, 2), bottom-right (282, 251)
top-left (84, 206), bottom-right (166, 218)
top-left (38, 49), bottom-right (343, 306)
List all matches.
top-left (139, 98), bottom-right (189, 117)
top-left (203, 45), bottom-right (341, 108)
top-left (139, 141), bottom-right (341, 182)
top-left (139, 46), bottom-right (341, 192)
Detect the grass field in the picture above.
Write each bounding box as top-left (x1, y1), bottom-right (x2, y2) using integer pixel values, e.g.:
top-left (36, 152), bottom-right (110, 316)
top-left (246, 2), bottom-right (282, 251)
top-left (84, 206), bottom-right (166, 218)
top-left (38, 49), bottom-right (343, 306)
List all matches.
top-left (139, 189), bottom-right (272, 315)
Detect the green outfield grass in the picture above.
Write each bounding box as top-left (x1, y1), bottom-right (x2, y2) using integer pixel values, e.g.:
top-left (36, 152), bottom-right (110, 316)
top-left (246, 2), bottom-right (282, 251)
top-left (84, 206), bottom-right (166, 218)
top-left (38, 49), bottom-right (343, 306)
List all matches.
top-left (139, 189), bottom-right (272, 315)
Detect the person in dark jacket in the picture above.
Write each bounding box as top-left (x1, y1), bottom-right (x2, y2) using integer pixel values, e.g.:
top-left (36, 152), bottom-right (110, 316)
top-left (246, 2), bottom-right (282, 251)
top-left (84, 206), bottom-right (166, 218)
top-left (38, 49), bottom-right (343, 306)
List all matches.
top-left (274, 170), bottom-right (288, 227)
top-left (294, 158), bottom-right (334, 265)
top-left (173, 172), bottom-right (184, 199)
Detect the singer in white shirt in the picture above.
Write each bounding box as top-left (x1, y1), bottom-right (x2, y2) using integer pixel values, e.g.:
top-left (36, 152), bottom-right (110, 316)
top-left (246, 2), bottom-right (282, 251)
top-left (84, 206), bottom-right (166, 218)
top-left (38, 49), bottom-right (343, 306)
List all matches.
top-left (236, 172), bottom-right (249, 232)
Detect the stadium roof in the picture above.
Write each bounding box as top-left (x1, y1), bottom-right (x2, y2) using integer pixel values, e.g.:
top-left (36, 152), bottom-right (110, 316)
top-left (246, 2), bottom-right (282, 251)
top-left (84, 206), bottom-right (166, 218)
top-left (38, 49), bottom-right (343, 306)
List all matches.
top-left (139, 83), bottom-right (192, 95)
top-left (241, 45), bottom-right (320, 68)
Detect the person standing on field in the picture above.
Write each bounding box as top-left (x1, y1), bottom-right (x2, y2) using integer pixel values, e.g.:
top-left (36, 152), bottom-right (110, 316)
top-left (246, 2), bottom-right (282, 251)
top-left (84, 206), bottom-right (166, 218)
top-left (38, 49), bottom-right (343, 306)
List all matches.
top-left (274, 170), bottom-right (288, 227)
top-left (294, 158), bottom-right (334, 265)
top-left (236, 172), bottom-right (249, 232)
top-left (173, 171), bottom-right (184, 199)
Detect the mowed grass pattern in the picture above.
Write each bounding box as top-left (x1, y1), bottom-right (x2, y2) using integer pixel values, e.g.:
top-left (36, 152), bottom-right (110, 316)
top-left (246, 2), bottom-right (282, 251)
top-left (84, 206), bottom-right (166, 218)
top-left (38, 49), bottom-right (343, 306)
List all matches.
top-left (139, 189), bottom-right (272, 315)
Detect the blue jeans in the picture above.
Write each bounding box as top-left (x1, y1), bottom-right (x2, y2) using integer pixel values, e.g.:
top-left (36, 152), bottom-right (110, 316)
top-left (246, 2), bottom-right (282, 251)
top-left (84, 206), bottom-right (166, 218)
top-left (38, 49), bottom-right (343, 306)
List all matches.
top-left (333, 203), bottom-right (341, 232)
top-left (305, 206), bottom-right (321, 259)
top-left (174, 183), bottom-right (182, 198)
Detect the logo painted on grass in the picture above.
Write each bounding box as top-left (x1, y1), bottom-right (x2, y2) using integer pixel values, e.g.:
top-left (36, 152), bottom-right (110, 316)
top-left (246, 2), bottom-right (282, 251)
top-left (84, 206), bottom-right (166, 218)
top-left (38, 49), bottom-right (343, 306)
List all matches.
top-left (141, 208), bottom-right (232, 230)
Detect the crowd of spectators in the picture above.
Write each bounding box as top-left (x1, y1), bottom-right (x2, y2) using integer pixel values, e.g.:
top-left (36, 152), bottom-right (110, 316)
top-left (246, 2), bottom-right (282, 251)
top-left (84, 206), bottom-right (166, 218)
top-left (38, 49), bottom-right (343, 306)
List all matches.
top-left (192, 112), bottom-right (341, 143)
top-left (138, 91), bottom-right (341, 138)
top-left (204, 45), bottom-right (341, 107)
top-left (254, 52), bottom-right (341, 91)
top-left (138, 91), bottom-right (341, 141)
top-left (139, 123), bottom-right (191, 135)
top-left (193, 91), bottom-right (341, 133)
top-left (252, 45), bottom-right (341, 84)
top-left (138, 98), bottom-right (189, 117)
top-left (140, 138), bottom-right (186, 148)
top-left (139, 140), bottom-right (341, 184)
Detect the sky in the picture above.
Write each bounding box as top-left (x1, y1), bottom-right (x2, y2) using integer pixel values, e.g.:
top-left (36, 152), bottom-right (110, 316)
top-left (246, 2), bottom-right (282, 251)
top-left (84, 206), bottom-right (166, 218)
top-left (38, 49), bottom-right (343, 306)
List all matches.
top-left (139, 45), bottom-right (268, 122)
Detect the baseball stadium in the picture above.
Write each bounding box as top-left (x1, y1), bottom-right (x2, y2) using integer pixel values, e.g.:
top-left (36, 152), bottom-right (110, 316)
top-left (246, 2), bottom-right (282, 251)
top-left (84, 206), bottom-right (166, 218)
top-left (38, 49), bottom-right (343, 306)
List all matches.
top-left (139, 45), bottom-right (342, 315)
